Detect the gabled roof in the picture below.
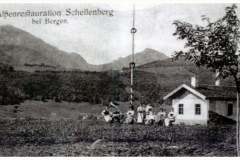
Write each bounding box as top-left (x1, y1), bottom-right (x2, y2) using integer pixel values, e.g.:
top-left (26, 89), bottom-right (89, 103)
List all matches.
top-left (163, 84), bottom-right (206, 100)
top-left (163, 84), bottom-right (236, 101)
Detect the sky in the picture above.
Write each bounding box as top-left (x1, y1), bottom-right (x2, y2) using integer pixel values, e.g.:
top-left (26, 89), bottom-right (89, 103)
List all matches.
top-left (0, 3), bottom-right (235, 64)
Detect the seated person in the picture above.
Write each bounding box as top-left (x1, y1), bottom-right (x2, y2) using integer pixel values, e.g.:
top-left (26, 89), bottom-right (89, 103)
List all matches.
top-left (101, 107), bottom-right (113, 123)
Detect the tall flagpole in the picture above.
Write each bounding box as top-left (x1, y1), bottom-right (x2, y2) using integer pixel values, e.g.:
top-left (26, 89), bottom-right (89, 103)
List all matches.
top-left (130, 5), bottom-right (137, 109)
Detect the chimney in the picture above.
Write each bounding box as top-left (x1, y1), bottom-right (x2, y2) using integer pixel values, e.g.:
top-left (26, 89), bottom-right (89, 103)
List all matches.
top-left (191, 75), bottom-right (198, 88)
top-left (215, 70), bottom-right (220, 86)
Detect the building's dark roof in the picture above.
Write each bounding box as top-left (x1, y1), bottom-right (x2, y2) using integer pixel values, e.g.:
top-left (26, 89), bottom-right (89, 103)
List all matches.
top-left (194, 85), bottom-right (237, 100)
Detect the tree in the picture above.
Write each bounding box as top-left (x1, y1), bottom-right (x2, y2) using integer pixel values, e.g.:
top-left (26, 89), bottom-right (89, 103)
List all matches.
top-left (173, 4), bottom-right (240, 156)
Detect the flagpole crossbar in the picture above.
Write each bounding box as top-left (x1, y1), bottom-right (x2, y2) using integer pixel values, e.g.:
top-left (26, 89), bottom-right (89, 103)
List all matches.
top-left (131, 27), bottom-right (137, 34)
top-left (129, 62), bottom-right (135, 68)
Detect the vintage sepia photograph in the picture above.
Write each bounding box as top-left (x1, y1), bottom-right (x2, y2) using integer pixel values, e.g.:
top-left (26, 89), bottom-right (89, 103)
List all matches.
top-left (0, 2), bottom-right (239, 157)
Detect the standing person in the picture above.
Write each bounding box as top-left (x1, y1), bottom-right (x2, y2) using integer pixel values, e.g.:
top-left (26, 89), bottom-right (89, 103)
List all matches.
top-left (137, 104), bottom-right (144, 123)
top-left (125, 105), bottom-right (135, 124)
top-left (145, 104), bottom-right (154, 125)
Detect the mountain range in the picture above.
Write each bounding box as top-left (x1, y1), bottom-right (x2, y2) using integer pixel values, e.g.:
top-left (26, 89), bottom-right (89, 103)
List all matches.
top-left (0, 24), bottom-right (234, 88)
top-left (0, 25), bottom-right (168, 71)
top-left (0, 25), bottom-right (236, 107)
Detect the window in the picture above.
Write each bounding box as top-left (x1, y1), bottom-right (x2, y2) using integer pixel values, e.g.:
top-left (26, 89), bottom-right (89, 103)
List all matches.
top-left (195, 104), bottom-right (201, 115)
top-left (227, 103), bottom-right (233, 116)
top-left (178, 104), bottom-right (184, 115)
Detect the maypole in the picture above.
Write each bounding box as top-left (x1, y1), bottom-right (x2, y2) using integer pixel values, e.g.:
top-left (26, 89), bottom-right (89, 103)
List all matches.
top-left (129, 5), bottom-right (137, 109)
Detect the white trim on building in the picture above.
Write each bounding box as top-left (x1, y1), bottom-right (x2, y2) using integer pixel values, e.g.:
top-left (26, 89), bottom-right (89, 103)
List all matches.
top-left (163, 84), bottom-right (206, 100)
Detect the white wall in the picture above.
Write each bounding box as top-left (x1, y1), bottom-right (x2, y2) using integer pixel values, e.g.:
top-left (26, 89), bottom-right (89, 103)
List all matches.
top-left (172, 90), bottom-right (208, 125)
top-left (209, 100), bottom-right (236, 120)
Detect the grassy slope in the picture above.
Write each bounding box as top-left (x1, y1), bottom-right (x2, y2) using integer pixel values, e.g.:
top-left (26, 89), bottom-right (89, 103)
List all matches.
top-left (0, 56), bottom-right (236, 119)
top-left (133, 57), bottom-right (235, 102)
top-left (0, 100), bottom-right (135, 120)
top-left (0, 119), bottom-right (236, 156)
top-left (0, 100), bottom-right (164, 120)
top-left (0, 60), bottom-right (237, 156)
top-left (0, 100), bottom-right (103, 120)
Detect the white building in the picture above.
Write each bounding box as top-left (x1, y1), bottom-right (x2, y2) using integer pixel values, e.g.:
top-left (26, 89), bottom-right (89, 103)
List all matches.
top-left (163, 76), bottom-right (236, 125)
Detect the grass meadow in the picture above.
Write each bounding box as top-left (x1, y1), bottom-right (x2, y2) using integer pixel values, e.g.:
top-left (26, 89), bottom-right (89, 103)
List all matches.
top-left (0, 100), bottom-right (237, 156)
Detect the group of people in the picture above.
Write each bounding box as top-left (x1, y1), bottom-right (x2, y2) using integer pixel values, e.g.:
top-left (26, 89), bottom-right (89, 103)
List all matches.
top-left (101, 101), bottom-right (124, 123)
top-left (123, 104), bottom-right (155, 125)
top-left (136, 104), bottom-right (156, 125)
top-left (101, 102), bottom-right (176, 126)
top-left (135, 104), bottom-right (175, 126)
